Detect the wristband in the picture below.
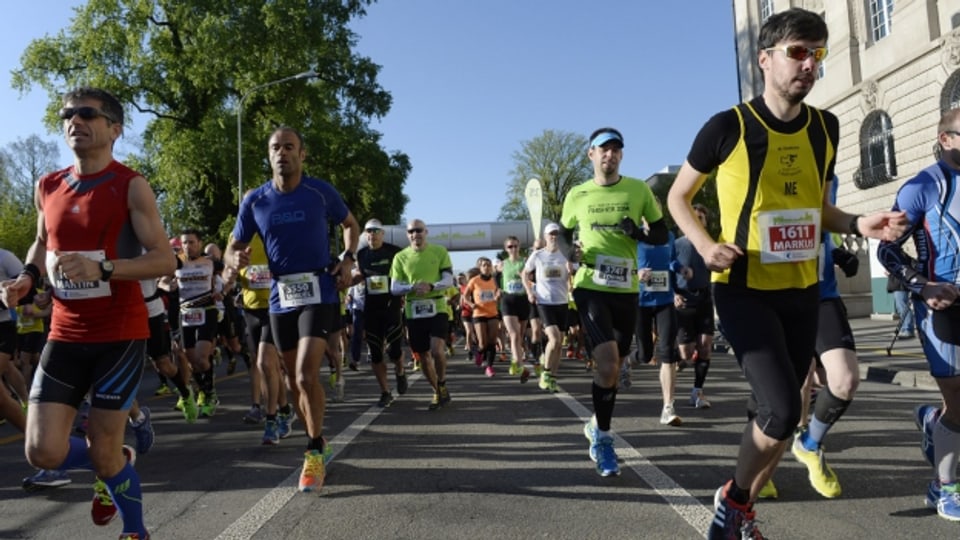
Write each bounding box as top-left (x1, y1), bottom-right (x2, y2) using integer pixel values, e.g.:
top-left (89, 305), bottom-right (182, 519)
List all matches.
top-left (20, 263), bottom-right (41, 288)
top-left (848, 215), bottom-right (862, 236)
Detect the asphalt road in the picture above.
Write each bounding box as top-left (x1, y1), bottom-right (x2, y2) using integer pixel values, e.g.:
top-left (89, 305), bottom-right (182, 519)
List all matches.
top-left (0, 338), bottom-right (953, 540)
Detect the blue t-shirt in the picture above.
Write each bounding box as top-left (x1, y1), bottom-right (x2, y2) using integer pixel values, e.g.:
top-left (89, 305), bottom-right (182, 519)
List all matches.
top-left (819, 177), bottom-right (840, 300)
top-left (637, 231), bottom-right (679, 307)
top-left (233, 176), bottom-right (349, 313)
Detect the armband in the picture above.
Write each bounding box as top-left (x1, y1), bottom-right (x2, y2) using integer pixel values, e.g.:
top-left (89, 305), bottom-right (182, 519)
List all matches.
top-left (848, 215), bottom-right (862, 236)
top-left (20, 263), bottom-right (41, 288)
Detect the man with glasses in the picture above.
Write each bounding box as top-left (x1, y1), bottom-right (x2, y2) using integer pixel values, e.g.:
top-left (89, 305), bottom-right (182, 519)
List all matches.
top-left (0, 87), bottom-right (176, 540)
top-left (226, 126), bottom-right (360, 494)
top-left (560, 126), bottom-right (669, 477)
top-left (352, 218), bottom-right (408, 407)
top-left (389, 219), bottom-right (454, 410)
top-left (501, 235), bottom-right (532, 382)
top-left (666, 9), bottom-right (906, 538)
top-left (879, 108), bottom-right (960, 522)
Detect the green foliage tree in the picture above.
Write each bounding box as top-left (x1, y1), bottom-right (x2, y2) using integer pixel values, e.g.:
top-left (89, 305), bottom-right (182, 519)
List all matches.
top-left (648, 169), bottom-right (721, 240)
top-left (499, 129), bottom-right (592, 227)
top-left (0, 136), bottom-right (60, 258)
top-left (12, 0), bottom-right (409, 245)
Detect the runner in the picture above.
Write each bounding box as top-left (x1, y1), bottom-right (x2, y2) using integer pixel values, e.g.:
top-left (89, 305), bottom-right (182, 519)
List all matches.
top-left (464, 257), bottom-right (501, 378)
top-left (176, 229), bottom-right (220, 418)
top-left (500, 235), bottom-right (532, 382)
top-left (522, 223), bottom-right (570, 393)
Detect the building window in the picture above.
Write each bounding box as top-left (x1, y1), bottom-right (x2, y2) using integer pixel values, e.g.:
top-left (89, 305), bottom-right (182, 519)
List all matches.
top-left (869, 0), bottom-right (894, 42)
top-left (759, 0), bottom-right (774, 21)
top-left (941, 69), bottom-right (960, 113)
top-left (854, 110), bottom-right (897, 189)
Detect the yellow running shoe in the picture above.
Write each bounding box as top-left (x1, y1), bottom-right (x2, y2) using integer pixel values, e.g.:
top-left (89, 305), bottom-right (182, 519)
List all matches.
top-left (791, 433), bottom-right (841, 498)
top-left (757, 478), bottom-right (778, 499)
top-left (508, 362), bottom-right (520, 376)
top-left (298, 449), bottom-right (326, 493)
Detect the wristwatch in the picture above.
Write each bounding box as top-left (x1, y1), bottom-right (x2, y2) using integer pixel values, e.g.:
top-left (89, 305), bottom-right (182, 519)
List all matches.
top-left (99, 259), bottom-right (115, 281)
top-left (340, 250), bottom-right (355, 262)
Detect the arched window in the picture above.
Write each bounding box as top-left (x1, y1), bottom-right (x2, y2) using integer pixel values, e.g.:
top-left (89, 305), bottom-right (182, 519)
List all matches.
top-left (940, 69), bottom-right (960, 113)
top-left (854, 110), bottom-right (897, 189)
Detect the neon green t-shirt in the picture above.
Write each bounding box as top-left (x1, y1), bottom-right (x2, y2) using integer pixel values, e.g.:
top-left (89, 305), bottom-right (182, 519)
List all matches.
top-left (389, 243), bottom-right (453, 319)
top-left (560, 176), bottom-right (662, 293)
top-left (500, 258), bottom-right (526, 295)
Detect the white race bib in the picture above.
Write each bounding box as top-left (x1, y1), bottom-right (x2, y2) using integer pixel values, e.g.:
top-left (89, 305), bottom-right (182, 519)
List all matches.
top-left (277, 272), bottom-right (322, 308)
top-left (410, 298), bottom-right (437, 319)
top-left (366, 275), bottom-right (389, 295)
top-left (181, 307), bottom-right (206, 327)
top-left (646, 270), bottom-right (669, 292)
top-left (543, 264), bottom-right (563, 280)
top-left (505, 280), bottom-right (524, 294)
top-left (246, 264), bottom-right (272, 290)
top-left (591, 254), bottom-right (633, 289)
top-left (758, 208), bottom-right (820, 264)
top-left (479, 289), bottom-right (496, 302)
top-left (46, 250), bottom-right (111, 300)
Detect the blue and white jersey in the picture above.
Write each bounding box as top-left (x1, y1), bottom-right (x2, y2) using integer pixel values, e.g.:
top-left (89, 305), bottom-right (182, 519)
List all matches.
top-left (637, 231), bottom-right (680, 308)
top-left (878, 161), bottom-right (960, 294)
top-left (233, 175), bottom-right (349, 313)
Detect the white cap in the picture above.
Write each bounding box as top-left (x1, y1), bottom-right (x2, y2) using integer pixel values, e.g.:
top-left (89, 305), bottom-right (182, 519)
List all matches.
top-left (544, 222), bottom-right (560, 234)
top-left (364, 219), bottom-right (383, 230)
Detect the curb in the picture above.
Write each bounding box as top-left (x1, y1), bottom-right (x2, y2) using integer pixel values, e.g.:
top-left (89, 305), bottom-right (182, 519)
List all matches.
top-left (859, 364), bottom-right (937, 390)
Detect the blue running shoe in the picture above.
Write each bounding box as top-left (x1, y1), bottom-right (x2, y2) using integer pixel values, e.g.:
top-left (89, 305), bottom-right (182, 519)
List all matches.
top-left (708, 481), bottom-right (764, 539)
top-left (938, 482), bottom-right (960, 521)
top-left (590, 435), bottom-right (620, 477)
top-left (262, 419), bottom-right (279, 446)
top-left (914, 404), bottom-right (940, 468)
top-left (278, 410), bottom-right (296, 439)
top-left (927, 479), bottom-right (941, 510)
top-left (22, 469), bottom-right (72, 491)
top-left (583, 415), bottom-right (597, 446)
top-left (131, 406), bottom-right (155, 455)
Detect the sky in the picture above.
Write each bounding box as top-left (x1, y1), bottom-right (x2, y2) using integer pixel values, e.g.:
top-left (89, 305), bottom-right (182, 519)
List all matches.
top-left (0, 0), bottom-right (740, 272)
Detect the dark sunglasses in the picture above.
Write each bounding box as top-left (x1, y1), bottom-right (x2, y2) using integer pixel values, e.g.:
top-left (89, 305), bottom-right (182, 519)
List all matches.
top-left (365, 228), bottom-right (383, 233)
top-left (547, 231), bottom-right (559, 236)
top-left (407, 228), bottom-right (424, 234)
top-left (765, 45), bottom-right (828, 62)
top-left (58, 106), bottom-right (117, 123)
top-left (505, 244), bottom-right (518, 249)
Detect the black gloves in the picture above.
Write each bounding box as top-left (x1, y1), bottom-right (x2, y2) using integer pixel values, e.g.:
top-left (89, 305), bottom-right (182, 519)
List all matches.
top-left (619, 216), bottom-right (644, 241)
top-left (831, 247), bottom-right (859, 278)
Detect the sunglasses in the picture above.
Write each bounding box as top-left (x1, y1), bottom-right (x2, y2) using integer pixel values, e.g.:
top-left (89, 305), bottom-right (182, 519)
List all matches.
top-left (365, 228), bottom-right (382, 233)
top-left (58, 106), bottom-right (117, 123)
top-left (407, 228), bottom-right (424, 234)
top-left (506, 244), bottom-right (518, 249)
top-left (766, 45), bottom-right (828, 62)
top-left (547, 231), bottom-right (559, 236)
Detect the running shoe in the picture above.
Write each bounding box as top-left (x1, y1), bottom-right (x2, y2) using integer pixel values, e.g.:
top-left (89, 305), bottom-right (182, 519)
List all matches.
top-left (262, 419), bottom-right (279, 445)
top-left (438, 383), bottom-right (451, 406)
top-left (508, 362), bottom-right (521, 376)
top-left (335, 376), bottom-right (345, 403)
top-left (22, 469), bottom-right (72, 491)
top-left (377, 391), bottom-right (395, 408)
top-left (226, 355), bottom-right (237, 375)
top-left (583, 415), bottom-right (598, 445)
top-left (130, 406), bottom-right (155, 455)
top-left (926, 479), bottom-right (941, 510)
top-left (181, 388), bottom-right (199, 424)
top-left (428, 392), bottom-right (441, 411)
top-left (396, 373), bottom-right (409, 395)
top-left (278, 410), bottom-right (296, 439)
top-left (519, 366), bottom-right (531, 384)
top-left (791, 430), bottom-right (841, 498)
top-left (590, 434), bottom-right (620, 477)
top-left (242, 404), bottom-right (264, 424)
top-left (199, 392), bottom-right (219, 418)
top-left (118, 533), bottom-right (150, 540)
top-left (914, 404), bottom-right (940, 468)
top-left (538, 372), bottom-right (552, 392)
top-left (618, 363), bottom-right (631, 389)
top-left (91, 446), bottom-right (136, 526)
top-left (938, 481), bottom-right (960, 521)
top-left (548, 376), bottom-right (558, 393)
top-left (298, 449), bottom-right (326, 493)
top-left (757, 479), bottom-right (778, 500)
top-left (327, 372), bottom-right (338, 391)
top-left (348, 361), bottom-right (359, 371)
top-left (484, 365), bottom-right (495, 377)
top-left (153, 383), bottom-right (172, 396)
top-left (708, 481), bottom-right (764, 540)
top-left (691, 389), bottom-right (712, 409)
top-left (474, 352), bottom-right (483, 367)
top-left (660, 403), bottom-right (682, 426)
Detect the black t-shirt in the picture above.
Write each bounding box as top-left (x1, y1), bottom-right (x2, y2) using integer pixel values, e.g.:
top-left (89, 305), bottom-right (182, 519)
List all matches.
top-left (357, 242), bottom-right (402, 311)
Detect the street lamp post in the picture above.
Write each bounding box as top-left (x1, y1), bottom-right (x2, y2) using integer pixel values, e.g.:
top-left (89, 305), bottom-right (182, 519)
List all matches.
top-left (236, 69), bottom-right (318, 208)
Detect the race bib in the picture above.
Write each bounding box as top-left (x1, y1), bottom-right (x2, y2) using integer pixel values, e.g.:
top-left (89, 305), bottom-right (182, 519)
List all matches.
top-left (366, 275), bottom-right (389, 295)
top-left (646, 270), bottom-right (669, 292)
top-left (410, 298), bottom-right (437, 319)
top-left (277, 272), bottom-right (322, 308)
top-left (181, 307), bottom-right (206, 327)
top-left (505, 280), bottom-right (524, 294)
top-left (543, 264), bottom-right (563, 280)
top-left (479, 289), bottom-right (496, 302)
top-left (591, 254), bottom-right (633, 289)
top-left (46, 250), bottom-right (111, 300)
top-left (246, 264), bottom-right (272, 290)
top-left (758, 208), bottom-right (820, 264)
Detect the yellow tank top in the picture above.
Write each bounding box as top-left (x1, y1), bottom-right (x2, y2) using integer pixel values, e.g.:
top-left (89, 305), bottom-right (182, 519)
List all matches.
top-left (239, 234), bottom-right (272, 310)
top-left (713, 102), bottom-right (833, 290)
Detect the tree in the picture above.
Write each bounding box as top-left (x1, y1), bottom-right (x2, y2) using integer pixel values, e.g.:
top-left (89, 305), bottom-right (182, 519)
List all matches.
top-left (12, 0), bottom-right (409, 244)
top-left (648, 169), bottom-right (721, 240)
top-left (499, 129), bottom-right (592, 226)
top-left (0, 135), bottom-right (60, 258)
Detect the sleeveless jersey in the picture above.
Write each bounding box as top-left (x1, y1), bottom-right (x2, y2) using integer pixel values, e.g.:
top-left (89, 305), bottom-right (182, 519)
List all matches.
top-left (713, 102), bottom-right (833, 290)
top-left (500, 258), bottom-right (526, 295)
top-left (239, 234), bottom-right (272, 310)
top-left (560, 176), bottom-right (662, 293)
top-left (39, 161), bottom-right (149, 342)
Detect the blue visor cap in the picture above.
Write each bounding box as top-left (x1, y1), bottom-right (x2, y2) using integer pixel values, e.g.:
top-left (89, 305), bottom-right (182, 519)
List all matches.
top-left (590, 131), bottom-right (624, 148)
